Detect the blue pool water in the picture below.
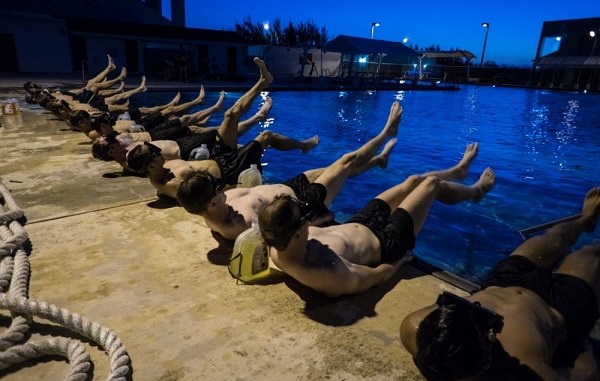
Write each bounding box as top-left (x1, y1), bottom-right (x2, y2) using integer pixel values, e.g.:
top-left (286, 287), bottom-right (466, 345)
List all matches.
top-left (132, 86), bottom-right (600, 284)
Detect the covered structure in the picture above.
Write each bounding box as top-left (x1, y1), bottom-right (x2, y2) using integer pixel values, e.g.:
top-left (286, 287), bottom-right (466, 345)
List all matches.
top-left (531, 17), bottom-right (600, 89)
top-left (324, 35), bottom-right (419, 79)
top-left (418, 50), bottom-right (476, 80)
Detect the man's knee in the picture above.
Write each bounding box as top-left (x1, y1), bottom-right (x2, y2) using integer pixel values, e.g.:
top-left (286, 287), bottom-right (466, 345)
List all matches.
top-left (418, 175), bottom-right (442, 193)
top-left (580, 243), bottom-right (600, 257)
top-left (337, 151), bottom-right (358, 167)
top-left (405, 174), bottom-right (424, 188)
top-left (224, 105), bottom-right (242, 119)
top-left (255, 130), bottom-right (274, 142)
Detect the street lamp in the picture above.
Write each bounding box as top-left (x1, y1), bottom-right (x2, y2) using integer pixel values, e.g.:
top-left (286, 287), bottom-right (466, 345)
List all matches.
top-left (370, 22), bottom-right (380, 39)
top-left (591, 30), bottom-right (598, 56)
top-left (480, 22), bottom-right (490, 67)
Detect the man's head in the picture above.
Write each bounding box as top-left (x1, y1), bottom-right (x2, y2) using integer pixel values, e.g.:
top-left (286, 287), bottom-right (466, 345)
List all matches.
top-left (36, 91), bottom-right (55, 109)
top-left (23, 82), bottom-right (41, 95)
top-left (92, 132), bottom-right (119, 161)
top-left (69, 110), bottom-right (91, 131)
top-left (48, 100), bottom-right (72, 120)
top-left (126, 142), bottom-right (163, 174)
top-left (176, 171), bottom-right (227, 214)
top-left (414, 292), bottom-right (504, 380)
top-left (258, 195), bottom-right (315, 251)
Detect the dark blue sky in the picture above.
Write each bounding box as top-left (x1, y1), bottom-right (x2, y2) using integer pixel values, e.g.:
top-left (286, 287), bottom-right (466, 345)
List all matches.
top-left (166, 1), bottom-right (600, 67)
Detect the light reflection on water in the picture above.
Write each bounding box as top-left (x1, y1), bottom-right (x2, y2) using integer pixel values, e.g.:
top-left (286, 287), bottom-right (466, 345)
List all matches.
top-left (132, 86), bottom-right (600, 284)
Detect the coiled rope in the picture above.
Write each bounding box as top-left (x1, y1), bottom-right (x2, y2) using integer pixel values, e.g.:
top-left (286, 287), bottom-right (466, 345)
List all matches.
top-left (0, 181), bottom-right (131, 380)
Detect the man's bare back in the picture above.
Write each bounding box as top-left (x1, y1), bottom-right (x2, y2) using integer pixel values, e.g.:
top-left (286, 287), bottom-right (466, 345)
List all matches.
top-left (209, 184), bottom-right (297, 240)
top-left (468, 287), bottom-right (567, 377)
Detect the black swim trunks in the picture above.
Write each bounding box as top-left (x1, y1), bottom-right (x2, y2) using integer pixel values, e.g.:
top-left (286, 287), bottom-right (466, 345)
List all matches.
top-left (283, 173), bottom-right (330, 219)
top-left (482, 255), bottom-right (599, 367)
top-left (137, 112), bottom-right (168, 131)
top-left (75, 88), bottom-right (95, 103)
top-left (346, 198), bottom-right (415, 263)
top-left (148, 119), bottom-right (186, 140)
top-left (211, 140), bottom-right (263, 185)
top-left (176, 129), bottom-right (218, 160)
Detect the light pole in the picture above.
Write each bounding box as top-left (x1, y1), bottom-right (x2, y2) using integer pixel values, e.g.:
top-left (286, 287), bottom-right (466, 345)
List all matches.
top-left (591, 30), bottom-right (598, 56)
top-left (370, 22), bottom-right (380, 39)
top-left (480, 22), bottom-right (490, 67)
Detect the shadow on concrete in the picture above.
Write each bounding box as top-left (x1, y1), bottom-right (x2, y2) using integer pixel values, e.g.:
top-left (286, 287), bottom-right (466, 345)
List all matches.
top-left (206, 230), bottom-right (233, 266)
top-left (146, 195), bottom-right (179, 210)
top-left (101, 171), bottom-right (145, 179)
top-left (288, 263), bottom-right (427, 327)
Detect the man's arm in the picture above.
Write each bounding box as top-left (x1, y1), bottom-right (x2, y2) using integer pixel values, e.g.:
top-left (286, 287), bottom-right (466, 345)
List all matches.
top-left (309, 259), bottom-right (406, 298)
top-left (556, 341), bottom-right (598, 381)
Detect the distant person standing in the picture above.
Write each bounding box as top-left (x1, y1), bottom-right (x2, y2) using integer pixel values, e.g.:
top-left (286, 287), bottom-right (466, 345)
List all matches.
top-left (176, 52), bottom-right (189, 82)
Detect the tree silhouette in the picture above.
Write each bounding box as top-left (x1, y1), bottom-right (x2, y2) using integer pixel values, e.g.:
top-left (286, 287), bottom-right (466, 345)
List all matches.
top-left (235, 17), bottom-right (328, 47)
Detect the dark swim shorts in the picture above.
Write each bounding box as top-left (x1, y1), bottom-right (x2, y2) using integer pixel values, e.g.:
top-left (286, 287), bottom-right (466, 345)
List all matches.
top-left (137, 112), bottom-right (167, 131)
top-left (346, 198), bottom-right (415, 263)
top-left (212, 140), bottom-right (263, 185)
top-left (75, 88), bottom-right (95, 103)
top-left (482, 255), bottom-right (600, 367)
top-left (176, 129), bottom-right (218, 160)
top-left (148, 118), bottom-right (184, 140)
top-left (283, 173), bottom-right (330, 218)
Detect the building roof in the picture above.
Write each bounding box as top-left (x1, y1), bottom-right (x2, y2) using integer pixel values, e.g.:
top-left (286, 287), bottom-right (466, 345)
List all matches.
top-left (0, 0), bottom-right (173, 25)
top-left (325, 35), bottom-right (419, 57)
top-left (535, 55), bottom-right (600, 68)
top-left (421, 50), bottom-right (476, 61)
top-left (66, 18), bottom-right (245, 44)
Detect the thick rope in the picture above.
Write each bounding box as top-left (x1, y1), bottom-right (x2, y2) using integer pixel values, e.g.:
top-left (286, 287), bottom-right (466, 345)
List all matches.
top-left (0, 180), bottom-right (131, 380)
top-left (0, 337), bottom-right (90, 381)
top-left (0, 221), bottom-right (28, 257)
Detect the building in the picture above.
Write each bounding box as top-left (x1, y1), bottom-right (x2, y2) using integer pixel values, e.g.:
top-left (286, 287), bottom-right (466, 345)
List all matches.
top-left (531, 17), bottom-right (600, 90)
top-left (0, 0), bottom-right (250, 81)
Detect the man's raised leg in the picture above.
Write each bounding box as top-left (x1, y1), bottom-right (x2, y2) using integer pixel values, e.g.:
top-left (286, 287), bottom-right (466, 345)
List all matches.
top-left (85, 55), bottom-right (116, 88)
top-left (515, 187), bottom-right (600, 271)
top-left (310, 101), bottom-right (403, 205)
top-left (161, 87), bottom-right (207, 116)
top-left (217, 57), bottom-right (273, 149)
top-left (419, 142), bottom-right (480, 181)
top-left (236, 96), bottom-right (273, 136)
top-left (178, 91), bottom-right (225, 125)
top-left (377, 167), bottom-right (495, 236)
top-left (254, 131), bottom-right (319, 154)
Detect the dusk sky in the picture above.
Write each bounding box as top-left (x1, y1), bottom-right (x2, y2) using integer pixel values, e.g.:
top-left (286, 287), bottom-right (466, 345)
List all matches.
top-left (165, 0), bottom-right (600, 67)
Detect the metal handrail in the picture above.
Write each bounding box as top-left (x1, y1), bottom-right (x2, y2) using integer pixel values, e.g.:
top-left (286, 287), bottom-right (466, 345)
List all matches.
top-left (518, 213), bottom-right (582, 240)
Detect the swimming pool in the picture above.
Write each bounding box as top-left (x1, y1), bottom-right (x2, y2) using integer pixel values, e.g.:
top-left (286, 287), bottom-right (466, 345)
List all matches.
top-left (132, 86), bottom-right (600, 284)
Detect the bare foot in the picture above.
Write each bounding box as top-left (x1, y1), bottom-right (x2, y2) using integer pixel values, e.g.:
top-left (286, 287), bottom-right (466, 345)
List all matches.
top-left (188, 125), bottom-right (206, 134)
top-left (107, 55), bottom-right (115, 70)
top-left (376, 138), bottom-right (398, 169)
top-left (473, 167), bottom-right (495, 202)
top-left (194, 86), bottom-right (205, 104)
top-left (118, 67), bottom-right (127, 80)
top-left (256, 96), bottom-right (273, 121)
top-left (168, 92), bottom-right (181, 106)
top-left (214, 91), bottom-right (226, 110)
top-left (254, 57), bottom-right (274, 87)
top-left (383, 101), bottom-right (403, 137)
top-left (454, 142), bottom-right (479, 180)
top-left (301, 135), bottom-right (320, 154)
top-left (582, 187), bottom-right (600, 232)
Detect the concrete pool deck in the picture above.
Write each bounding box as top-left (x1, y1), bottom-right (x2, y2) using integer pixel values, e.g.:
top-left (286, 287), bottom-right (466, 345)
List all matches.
top-left (0, 77), bottom-right (472, 380)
